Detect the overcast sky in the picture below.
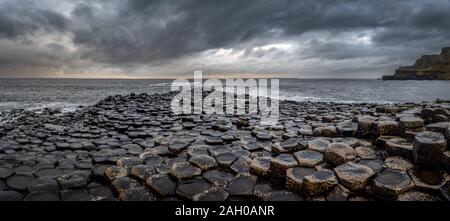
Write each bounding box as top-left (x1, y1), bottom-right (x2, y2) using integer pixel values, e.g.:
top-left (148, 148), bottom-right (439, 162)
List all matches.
top-left (0, 0), bottom-right (449, 78)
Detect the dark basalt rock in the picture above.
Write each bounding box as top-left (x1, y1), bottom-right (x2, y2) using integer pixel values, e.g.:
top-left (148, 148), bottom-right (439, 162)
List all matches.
top-left (227, 173), bottom-right (257, 196)
top-left (35, 168), bottom-right (64, 178)
top-left (270, 154), bottom-right (298, 179)
top-left (397, 190), bottom-right (441, 201)
top-left (412, 131), bottom-right (447, 168)
top-left (168, 139), bottom-right (190, 154)
top-left (303, 169), bottom-right (337, 196)
top-left (111, 177), bottom-right (140, 195)
top-left (92, 164), bottom-right (111, 178)
top-left (146, 174), bottom-right (176, 196)
top-left (262, 190), bottom-right (304, 201)
top-left (231, 157), bottom-right (251, 174)
top-left (0, 167), bottom-right (14, 179)
top-left (61, 190), bottom-right (93, 201)
top-left (171, 162), bottom-right (201, 180)
top-left (0, 191), bottom-right (23, 201)
top-left (14, 166), bottom-right (35, 175)
top-left (324, 143), bottom-right (356, 165)
top-left (355, 146), bottom-right (377, 160)
top-left (294, 150), bottom-right (324, 167)
top-left (118, 187), bottom-right (156, 201)
top-left (286, 167), bottom-right (316, 193)
top-left (192, 186), bottom-right (229, 201)
top-left (6, 174), bottom-right (35, 191)
top-left (326, 184), bottom-right (350, 201)
top-left (57, 171), bottom-right (90, 190)
top-left (250, 157), bottom-right (271, 176)
top-left (408, 169), bottom-right (446, 191)
top-left (105, 166), bottom-right (128, 181)
top-left (385, 137), bottom-right (413, 159)
top-left (359, 159), bottom-right (384, 173)
top-left (334, 162), bottom-right (375, 191)
top-left (372, 169), bottom-right (415, 198)
top-left (383, 157), bottom-right (413, 171)
top-left (27, 177), bottom-right (59, 192)
top-left (176, 177), bottom-right (211, 200)
top-left (25, 191), bottom-right (60, 201)
top-left (89, 185), bottom-right (116, 201)
top-left (189, 155), bottom-right (217, 171)
top-left (215, 152), bottom-right (237, 167)
top-left (202, 169), bottom-right (234, 186)
top-left (116, 157), bottom-right (144, 170)
top-left (130, 165), bottom-right (156, 181)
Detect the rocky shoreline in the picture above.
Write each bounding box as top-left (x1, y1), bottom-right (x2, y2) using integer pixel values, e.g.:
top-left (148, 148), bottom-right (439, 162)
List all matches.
top-left (0, 91), bottom-right (449, 201)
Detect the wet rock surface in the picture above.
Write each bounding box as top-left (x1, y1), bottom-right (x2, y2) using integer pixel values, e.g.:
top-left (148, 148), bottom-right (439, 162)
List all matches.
top-left (0, 91), bottom-right (449, 201)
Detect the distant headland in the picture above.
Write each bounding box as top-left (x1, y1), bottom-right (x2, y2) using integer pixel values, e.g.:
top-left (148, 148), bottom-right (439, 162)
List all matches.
top-left (383, 47), bottom-right (450, 80)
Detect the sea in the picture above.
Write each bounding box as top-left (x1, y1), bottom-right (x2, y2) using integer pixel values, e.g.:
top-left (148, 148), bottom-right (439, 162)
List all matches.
top-left (1, 78), bottom-right (450, 113)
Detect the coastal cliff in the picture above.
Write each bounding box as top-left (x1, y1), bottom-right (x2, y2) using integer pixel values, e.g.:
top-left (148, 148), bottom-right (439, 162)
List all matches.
top-left (383, 47), bottom-right (450, 80)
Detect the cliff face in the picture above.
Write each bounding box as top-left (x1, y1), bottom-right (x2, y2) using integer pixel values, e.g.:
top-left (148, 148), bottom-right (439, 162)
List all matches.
top-left (383, 47), bottom-right (450, 80)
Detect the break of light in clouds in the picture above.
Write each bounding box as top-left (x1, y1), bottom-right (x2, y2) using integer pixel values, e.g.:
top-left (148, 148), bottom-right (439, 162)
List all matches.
top-left (0, 0), bottom-right (449, 78)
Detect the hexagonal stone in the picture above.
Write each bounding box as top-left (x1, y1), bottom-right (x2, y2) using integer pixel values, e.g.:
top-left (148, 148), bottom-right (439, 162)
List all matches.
top-left (383, 156), bottom-right (413, 171)
top-left (375, 121), bottom-right (399, 136)
top-left (270, 154), bottom-right (298, 179)
top-left (256, 133), bottom-right (272, 141)
top-left (146, 174), bottom-right (176, 196)
top-left (57, 171), bottom-right (90, 189)
top-left (231, 157), bottom-right (251, 174)
top-left (215, 152), bottom-right (237, 167)
top-left (176, 177), bottom-right (211, 200)
top-left (27, 177), bottom-right (59, 192)
top-left (334, 162), bottom-right (375, 191)
top-left (408, 169), bottom-right (446, 191)
top-left (0, 191), bottom-right (23, 201)
top-left (168, 139), bottom-right (190, 154)
top-left (14, 166), bottom-right (35, 175)
top-left (192, 186), bottom-right (229, 201)
top-left (202, 169), bottom-right (234, 186)
top-left (6, 174), bottom-right (35, 191)
top-left (385, 137), bottom-right (413, 158)
top-left (25, 191), bottom-right (60, 201)
top-left (303, 169), bottom-right (337, 196)
top-left (294, 150), bottom-right (323, 167)
top-left (189, 155), bottom-right (217, 171)
top-left (372, 169), bottom-right (414, 197)
top-left (61, 190), bottom-right (93, 201)
top-left (324, 143), bottom-right (356, 165)
top-left (205, 137), bottom-right (224, 145)
top-left (242, 142), bottom-right (262, 151)
top-left (273, 138), bottom-right (301, 154)
top-left (326, 184), bottom-right (350, 201)
top-left (171, 162), bottom-right (201, 180)
top-left (227, 174), bottom-right (257, 196)
top-left (0, 180), bottom-right (4, 191)
top-left (286, 167), bottom-right (316, 193)
top-left (111, 176), bottom-right (140, 195)
top-left (116, 157), bottom-right (144, 170)
top-left (308, 139), bottom-right (330, 153)
top-left (359, 159), bottom-right (384, 173)
top-left (105, 166), bottom-right (129, 181)
top-left (397, 190), bottom-right (441, 201)
top-left (91, 164), bottom-right (110, 178)
top-left (118, 187), bottom-right (156, 201)
top-left (399, 117), bottom-right (424, 132)
top-left (35, 168), bottom-right (64, 178)
top-left (331, 137), bottom-right (360, 148)
top-left (357, 116), bottom-right (377, 137)
top-left (262, 190), bottom-right (304, 201)
top-left (0, 167), bottom-right (14, 179)
top-left (130, 165), bottom-right (156, 181)
top-left (250, 157), bottom-right (271, 176)
top-left (313, 126), bottom-right (338, 137)
top-left (89, 185), bottom-right (116, 201)
top-left (355, 146), bottom-right (377, 160)
top-left (412, 131), bottom-right (447, 167)
top-left (425, 122), bottom-right (450, 134)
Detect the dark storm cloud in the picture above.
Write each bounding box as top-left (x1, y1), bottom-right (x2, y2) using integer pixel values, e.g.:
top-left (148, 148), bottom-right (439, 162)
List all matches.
top-left (0, 0), bottom-right (450, 77)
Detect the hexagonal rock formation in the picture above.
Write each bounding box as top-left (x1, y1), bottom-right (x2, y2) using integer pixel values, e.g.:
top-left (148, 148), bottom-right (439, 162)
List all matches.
top-left (374, 121), bottom-right (399, 136)
top-left (303, 169), bottom-right (337, 196)
top-left (270, 154), bottom-right (298, 179)
top-left (294, 150), bottom-right (324, 167)
top-left (372, 169), bottom-right (415, 198)
top-left (324, 143), bottom-right (356, 165)
top-left (412, 131), bottom-right (447, 167)
top-left (286, 167), bottom-right (317, 193)
top-left (334, 162), bottom-right (375, 191)
top-left (385, 137), bottom-right (413, 159)
top-left (307, 139), bottom-right (330, 153)
top-left (170, 162), bottom-right (202, 180)
top-left (357, 116), bottom-right (377, 137)
top-left (399, 117), bottom-right (424, 134)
